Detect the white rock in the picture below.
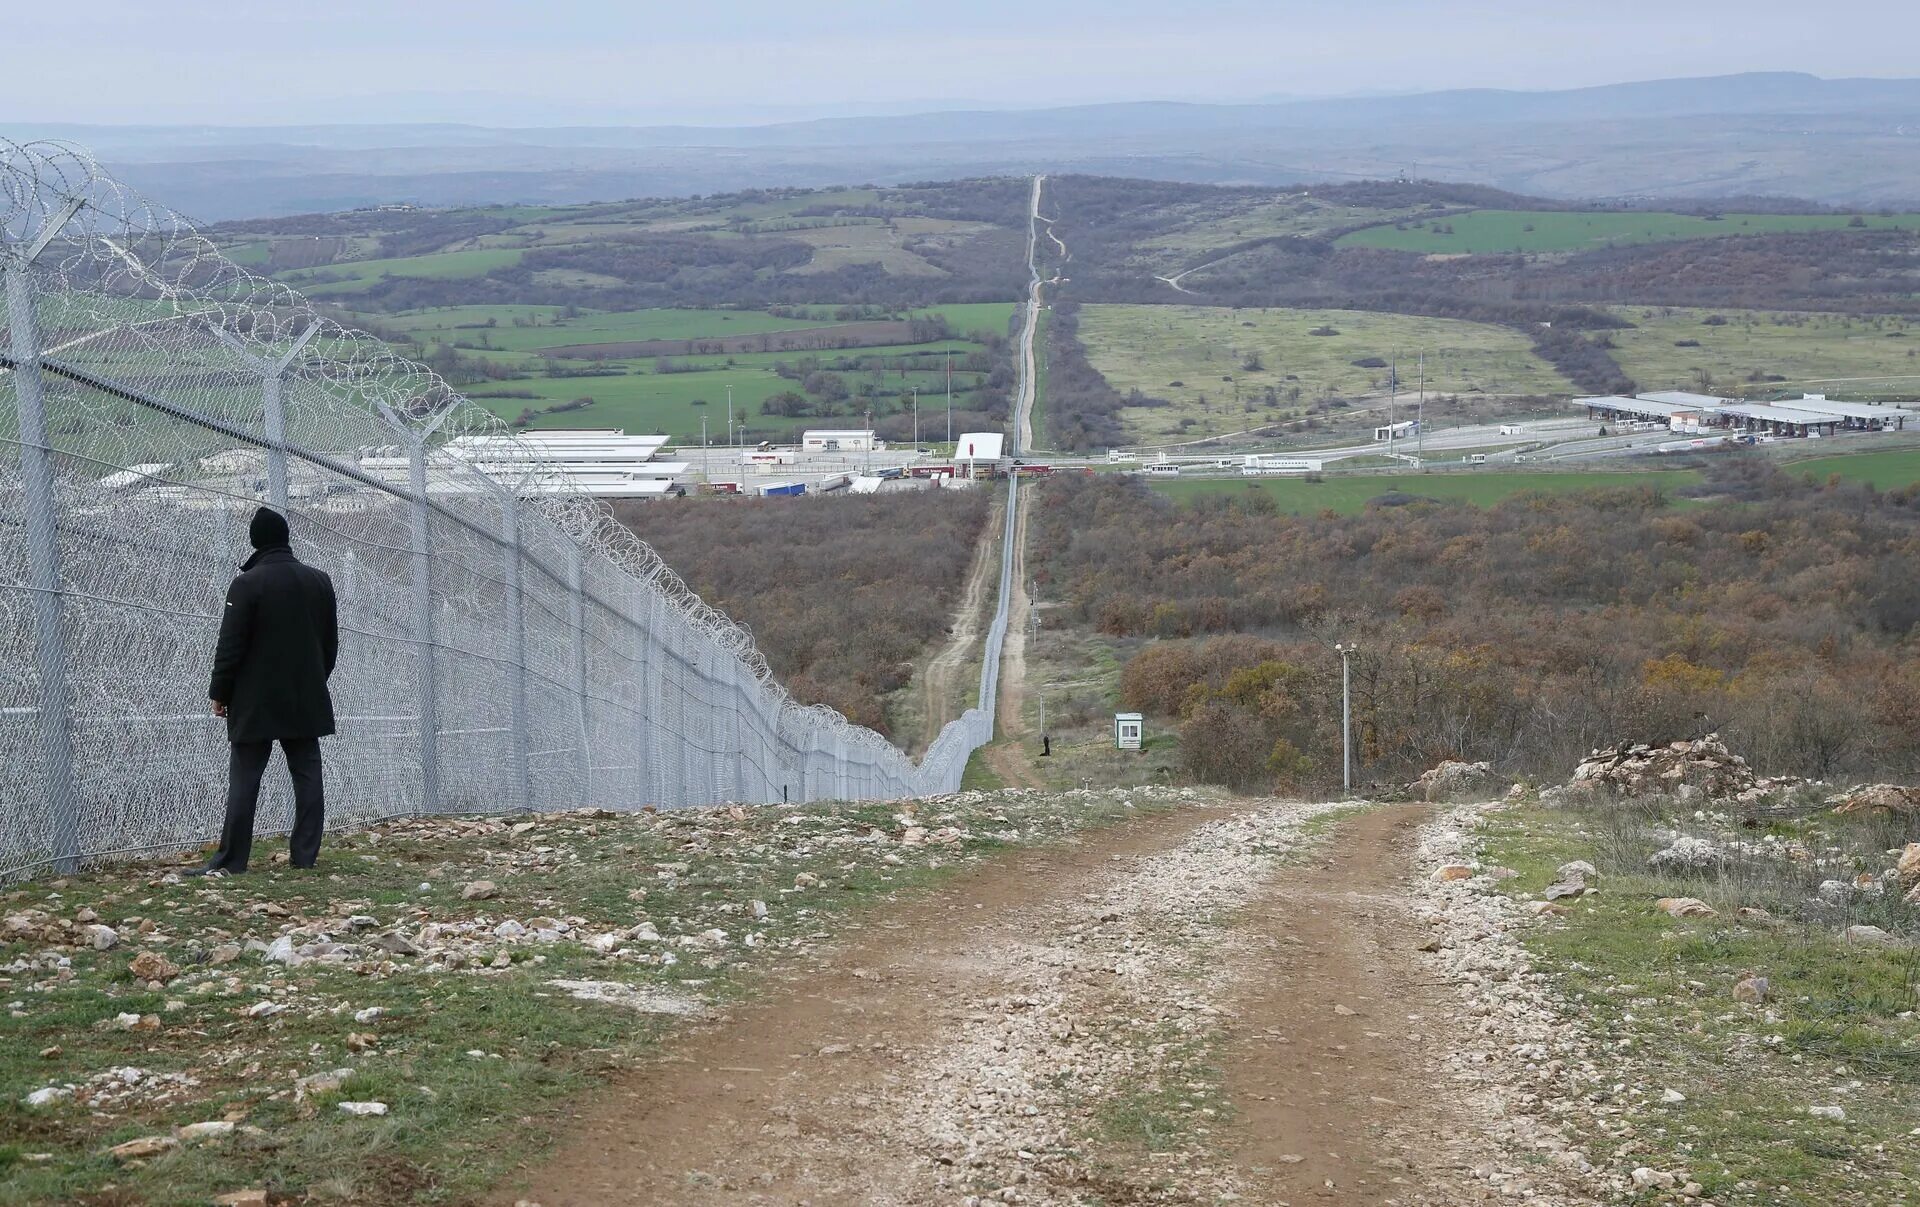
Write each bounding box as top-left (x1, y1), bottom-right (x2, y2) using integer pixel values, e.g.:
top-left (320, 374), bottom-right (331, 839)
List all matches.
top-left (352, 1007), bottom-right (384, 1024)
top-left (88, 925), bottom-right (120, 951)
top-left (493, 920), bottom-right (526, 939)
top-left (1661, 1088), bottom-right (1686, 1104)
top-left (177, 1120), bottom-right (235, 1143)
top-left (338, 1101), bottom-right (389, 1117)
top-left (262, 935), bottom-right (302, 966)
top-left (23, 1086), bottom-right (71, 1108)
top-left (1809, 1104), bottom-right (1846, 1121)
top-left (247, 1001), bottom-right (286, 1019)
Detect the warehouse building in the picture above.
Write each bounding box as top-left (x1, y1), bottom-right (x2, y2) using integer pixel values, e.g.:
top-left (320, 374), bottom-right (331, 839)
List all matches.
top-left (359, 428), bottom-right (689, 498)
top-left (801, 429), bottom-right (880, 452)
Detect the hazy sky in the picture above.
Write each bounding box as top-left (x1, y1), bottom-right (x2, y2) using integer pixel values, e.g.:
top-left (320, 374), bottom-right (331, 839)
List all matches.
top-left (10, 0), bottom-right (1917, 126)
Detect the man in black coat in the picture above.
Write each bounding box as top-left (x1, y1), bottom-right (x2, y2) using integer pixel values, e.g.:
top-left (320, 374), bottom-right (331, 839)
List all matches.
top-left (191, 507), bottom-right (339, 875)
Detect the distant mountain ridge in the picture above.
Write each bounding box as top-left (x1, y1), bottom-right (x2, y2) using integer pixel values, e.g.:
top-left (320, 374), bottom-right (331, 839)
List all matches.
top-left (9, 72), bottom-right (1920, 218)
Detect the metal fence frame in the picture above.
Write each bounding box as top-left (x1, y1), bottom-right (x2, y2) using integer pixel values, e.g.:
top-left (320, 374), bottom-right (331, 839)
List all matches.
top-left (0, 141), bottom-right (1009, 881)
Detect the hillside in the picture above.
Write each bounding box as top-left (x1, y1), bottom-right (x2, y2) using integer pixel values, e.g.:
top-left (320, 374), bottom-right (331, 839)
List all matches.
top-left (23, 72), bottom-right (1920, 219)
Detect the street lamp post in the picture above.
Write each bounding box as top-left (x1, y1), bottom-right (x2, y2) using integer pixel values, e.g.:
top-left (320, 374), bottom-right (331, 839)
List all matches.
top-left (912, 387), bottom-right (919, 449)
top-left (1335, 642), bottom-right (1354, 796)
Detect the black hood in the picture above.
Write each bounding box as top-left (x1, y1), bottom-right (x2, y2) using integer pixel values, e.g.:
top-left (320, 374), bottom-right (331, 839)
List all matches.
top-left (242, 507), bottom-right (292, 571)
top-left (248, 507), bottom-right (290, 551)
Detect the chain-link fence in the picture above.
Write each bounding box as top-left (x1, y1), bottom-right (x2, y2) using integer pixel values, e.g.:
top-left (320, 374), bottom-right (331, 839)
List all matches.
top-left (0, 141), bottom-right (1003, 881)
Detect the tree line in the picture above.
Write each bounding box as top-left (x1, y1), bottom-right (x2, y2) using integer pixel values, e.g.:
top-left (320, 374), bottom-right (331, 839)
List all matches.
top-left (1031, 466), bottom-right (1920, 793)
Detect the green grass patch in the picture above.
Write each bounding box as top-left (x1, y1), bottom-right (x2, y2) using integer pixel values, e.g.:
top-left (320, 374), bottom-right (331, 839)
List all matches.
top-left (282, 249), bottom-right (526, 295)
top-left (1603, 306), bottom-right (1920, 399)
top-left (1339, 210), bottom-right (1920, 255)
top-left (1474, 802), bottom-right (1920, 1204)
top-left (1785, 448), bottom-right (1920, 489)
top-left (1151, 468), bottom-right (1702, 514)
top-left (1079, 304), bottom-right (1572, 443)
top-left (368, 306), bottom-right (828, 353)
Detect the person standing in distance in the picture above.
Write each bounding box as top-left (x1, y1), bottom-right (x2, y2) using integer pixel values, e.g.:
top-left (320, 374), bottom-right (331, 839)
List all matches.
top-left (190, 506), bottom-right (339, 875)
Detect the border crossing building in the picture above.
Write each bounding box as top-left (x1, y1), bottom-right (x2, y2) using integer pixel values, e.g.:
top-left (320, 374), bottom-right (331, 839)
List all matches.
top-left (1578, 392), bottom-right (1912, 438)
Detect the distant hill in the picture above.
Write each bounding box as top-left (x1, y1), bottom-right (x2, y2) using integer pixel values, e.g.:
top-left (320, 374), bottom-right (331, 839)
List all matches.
top-left (12, 72), bottom-right (1920, 218)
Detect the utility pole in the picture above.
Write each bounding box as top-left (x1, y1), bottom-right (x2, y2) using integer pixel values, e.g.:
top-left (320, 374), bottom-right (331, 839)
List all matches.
top-left (1387, 352), bottom-right (1397, 462)
top-left (726, 384), bottom-right (734, 451)
top-left (1417, 352), bottom-right (1426, 468)
top-left (1335, 642), bottom-right (1354, 796)
top-left (946, 352), bottom-right (954, 444)
top-left (701, 415), bottom-right (708, 482)
top-left (864, 408), bottom-right (873, 476)
top-left (912, 386), bottom-right (919, 449)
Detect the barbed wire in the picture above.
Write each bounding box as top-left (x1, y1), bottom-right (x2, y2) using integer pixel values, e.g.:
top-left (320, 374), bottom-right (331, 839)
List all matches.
top-left (0, 139), bottom-right (993, 880)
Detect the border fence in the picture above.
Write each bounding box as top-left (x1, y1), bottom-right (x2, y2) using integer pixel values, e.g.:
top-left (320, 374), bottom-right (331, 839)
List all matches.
top-left (0, 141), bottom-right (1006, 881)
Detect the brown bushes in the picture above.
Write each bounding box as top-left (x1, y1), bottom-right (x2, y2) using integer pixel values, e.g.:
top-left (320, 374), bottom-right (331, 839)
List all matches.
top-left (616, 490), bottom-right (991, 737)
top-left (1033, 466), bottom-right (1920, 792)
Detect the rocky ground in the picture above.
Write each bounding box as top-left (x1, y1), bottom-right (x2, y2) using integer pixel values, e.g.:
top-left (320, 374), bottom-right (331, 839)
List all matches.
top-left (1430, 787), bottom-right (1920, 1207)
top-left (14, 777), bottom-right (1912, 1206)
top-left (1, 789), bottom-right (1188, 1206)
top-left (498, 797), bottom-right (1626, 1207)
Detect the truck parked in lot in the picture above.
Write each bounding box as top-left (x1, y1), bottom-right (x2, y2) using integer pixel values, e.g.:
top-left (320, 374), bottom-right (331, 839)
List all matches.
top-left (758, 481), bottom-right (806, 497)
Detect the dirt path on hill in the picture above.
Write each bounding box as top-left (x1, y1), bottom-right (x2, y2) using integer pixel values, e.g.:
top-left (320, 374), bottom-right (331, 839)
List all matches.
top-left (918, 504), bottom-right (1001, 750)
top-left (1224, 803), bottom-right (1513, 1205)
top-left (492, 800), bottom-right (1534, 1207)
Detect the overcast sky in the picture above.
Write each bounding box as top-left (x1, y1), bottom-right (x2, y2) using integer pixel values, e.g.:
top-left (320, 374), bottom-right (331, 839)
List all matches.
top-left (10, 0), bottom-right (1917, 126)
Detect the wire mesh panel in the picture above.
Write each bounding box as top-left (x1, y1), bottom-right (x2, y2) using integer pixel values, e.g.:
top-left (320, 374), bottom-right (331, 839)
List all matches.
top-left (0, 141), bottom-right (997, 882)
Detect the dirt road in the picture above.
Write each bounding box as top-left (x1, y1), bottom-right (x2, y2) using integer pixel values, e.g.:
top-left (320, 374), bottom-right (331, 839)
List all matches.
top-left (494, 800), bottom-right (1568, 1206)
top-left (918, 505), bottom-right (1001, 750)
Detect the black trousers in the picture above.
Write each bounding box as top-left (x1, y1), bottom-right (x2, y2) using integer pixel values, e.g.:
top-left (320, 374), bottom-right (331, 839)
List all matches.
top-left (209, 738), bottom-right (325, 872)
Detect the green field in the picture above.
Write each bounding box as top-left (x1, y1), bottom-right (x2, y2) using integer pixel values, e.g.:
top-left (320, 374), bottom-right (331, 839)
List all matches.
top-left (1079, 304), bottom-right (1573, 442)
top-left (283, 248), bottom-right (526, 294)
top-left (1338, 210), bottom-right (1920, 255)
top-left (1152, 468), bottom-right (1703, 514)
top-left (1140, 199), bottom-right (1431, 257)
top-left (1604, 307), bottom-right (1920, 398)
top-left (1785, 448), bottom-right (1920, 489)
top-left (471, 358), bottom-right (991, 441)
top-left (311, 302), bottom-right (1017, 440)
top-left (365, 306), bottom-right (830, 353)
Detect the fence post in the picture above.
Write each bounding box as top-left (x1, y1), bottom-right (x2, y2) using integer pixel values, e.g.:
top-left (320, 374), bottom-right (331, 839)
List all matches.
top-left (259, 324), bottom-right (317, 515)
top-left (5, 240), bottom-right (82, 872)
top-left (637, 588), bottom-right (659, 804)
top-left (566, 540), bottom-right (592, 807)
top-left (260, 373), bottom-right (288, 513)
top-left (406, 438), bottom-right (441, 811)
top-left (499, 489), bottom-right (531, 814)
